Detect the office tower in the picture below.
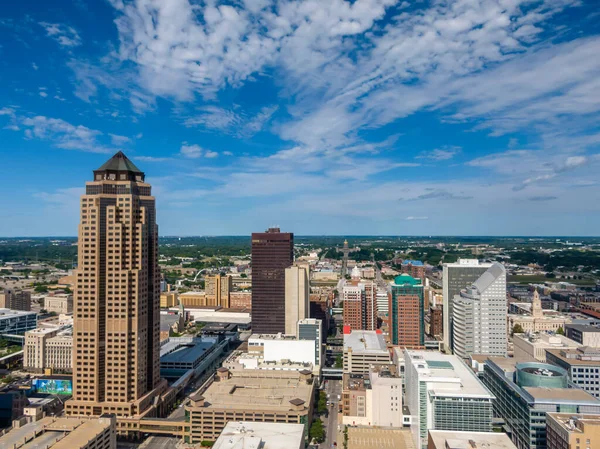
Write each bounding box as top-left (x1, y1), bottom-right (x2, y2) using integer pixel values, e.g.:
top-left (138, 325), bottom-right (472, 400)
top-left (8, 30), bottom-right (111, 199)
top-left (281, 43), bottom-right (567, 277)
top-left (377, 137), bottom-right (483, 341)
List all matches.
top-left (342, 280), bottom-right (377, 331)
top-left (546, 413), bottom-right (600, 449)
top-left (340, 239), bottom-right (350, 277)
top-left (206, 274), bottom-right (233, 308)
top-left (297, 318), bottom-right (323, 367)
top-left (376, 289), bottom-right (389, 316)
top-left (401, 260), bottom-right (425, 281)
top-left (452, 262), bottom-right (507, 358)
top-left (428, 305), bottom-right (443, 338)
top-left (251, 228), bottom-right (293, 334)
top-left (389, 274), bottom-right (424, 348)
top-left (285, 265), bottom-right (309, 336)
top-left (484, 357), bottom-right (600, 449)
top-left (0, 289), bottom-right (32, 311)
top-left (66, 151), bottom-right (166, 418)
top-left (404, 350), bottom-right (494, 449)
top-left (442, 259), bottom-right (492, 353)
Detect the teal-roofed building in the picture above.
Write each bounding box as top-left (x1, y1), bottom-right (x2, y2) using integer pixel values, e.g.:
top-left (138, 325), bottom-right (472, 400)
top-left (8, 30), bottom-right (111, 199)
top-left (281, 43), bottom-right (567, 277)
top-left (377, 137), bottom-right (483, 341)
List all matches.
top-left (390, 274), bottom-right (424, 347)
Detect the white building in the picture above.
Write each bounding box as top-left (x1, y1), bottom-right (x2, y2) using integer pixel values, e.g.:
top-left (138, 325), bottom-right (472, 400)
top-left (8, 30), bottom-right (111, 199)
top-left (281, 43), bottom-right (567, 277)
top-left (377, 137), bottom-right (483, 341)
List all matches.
top-left (297, 318), bottom-right (323, 368)
top-left (343, 329), bottom-right (390, 374)
top-left (404, 350), bottom-right (494, 449)
top-left (248, 334), bottom-right (318, 372)
top-left (213, 422), bottom-right (304, 449)
top-left (44, 294), bottom-right (73, 315)
top-left (376, 289), bottom-right (389, 316)
top-left (513, 332), bottom-right (582, 362)
top-left (443, 259), bottom-right (492, 353)
top-left (452, 262), bottom-right (507, 359)
top-left (285, 265), bottom-right (309, 336)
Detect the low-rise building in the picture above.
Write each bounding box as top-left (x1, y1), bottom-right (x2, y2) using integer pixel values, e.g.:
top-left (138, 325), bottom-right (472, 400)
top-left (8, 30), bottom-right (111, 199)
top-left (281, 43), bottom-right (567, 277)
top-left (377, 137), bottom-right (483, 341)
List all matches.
top-left (229, 291), bottom-right (251, 309)
top-left (546, 347), bottom-right (600, 398)
top-left (179, 291), bottom-right (208, 307)
top-left (513, 333), bottom-right (582, 362)
top-left (343, 328), bottom-right (390, 374)
top-left (0, 415), bottom-right (116, 449)
top-left (160, 336), bottom-right (226, 379)
top-left (483, 357), bottom-right (600, 449)
top-left (44, 294), bottom-right (73, 315)
top-left (565, 324), bottom-right (600, 347)
top-left (427, 430), bottom-right (517, 449)
top-left (339, 427), bottom-right (415, 449)
top-left (160, 291), bottom-right (178, 308)
top-left (24, 325), bottom-right (73, 373)
top-left (0, 288), bottom-right (32, 311)
top-left (404, 350), bottom-right (495, 449)
top-left (213, 421), bottom-right (305, 449)
top-left (184, 369), bottom-right (314, 443)
top-left (0, 308), bottom-right (36, 334)
top-left (546, 413), bottom-right (600, 449)
top-left (247, 333), bottom-right (320, 375)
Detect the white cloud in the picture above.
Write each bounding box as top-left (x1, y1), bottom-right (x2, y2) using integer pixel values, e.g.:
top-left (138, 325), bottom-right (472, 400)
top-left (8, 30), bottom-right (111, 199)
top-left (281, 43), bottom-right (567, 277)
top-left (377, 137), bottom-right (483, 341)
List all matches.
top-left (39, 22), bottom-right (82, 47)
top-left (32, 63), bottom-right (38, 71)
top-left (109, 133), bottom-right (131, 145)
top-left (406, 216), bottom-right (428, 220)
top-left (39, 91), bottom-right (48, 98)
top-left (417, 146), bottom-right (461, 161)
top-left (135, 156), bottom-right (170, 162)
top-left (204, 150), bottom-right (219, 158)
top-left (184, 104), bottom-right (278, 137)
top-left (223, 151), bottom-right (233, 156)
top-left (180, 144), bottom-right (203, 159)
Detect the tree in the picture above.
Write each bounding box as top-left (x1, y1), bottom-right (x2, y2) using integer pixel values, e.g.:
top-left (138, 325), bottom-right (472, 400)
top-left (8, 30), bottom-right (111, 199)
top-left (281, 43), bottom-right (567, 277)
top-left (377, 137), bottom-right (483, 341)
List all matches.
top-left (556, 326), bottom-right (565, 335)
top-left (317, 391), bottom-right (327, 415)
top-left (545, 272), bottom-right (556, 278)
top-left (512, 323), bottom-right (525, 335)
top-left (240, 273), bottom-right (248, 278)
top-left (309, 419), bottom-right (325, 443)
top-left (335, 354), bottom-right (343, 369)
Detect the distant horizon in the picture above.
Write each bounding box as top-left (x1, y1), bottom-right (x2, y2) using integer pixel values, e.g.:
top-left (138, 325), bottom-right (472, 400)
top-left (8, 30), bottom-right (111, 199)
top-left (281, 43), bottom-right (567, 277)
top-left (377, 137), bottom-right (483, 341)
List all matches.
top-left (2, 235), bottom-right (600, 240)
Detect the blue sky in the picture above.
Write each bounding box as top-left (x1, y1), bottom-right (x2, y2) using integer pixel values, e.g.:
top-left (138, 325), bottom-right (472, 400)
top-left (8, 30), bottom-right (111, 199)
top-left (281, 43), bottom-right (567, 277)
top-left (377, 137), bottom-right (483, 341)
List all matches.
top-left (1, 0), bottom-right (599, 236)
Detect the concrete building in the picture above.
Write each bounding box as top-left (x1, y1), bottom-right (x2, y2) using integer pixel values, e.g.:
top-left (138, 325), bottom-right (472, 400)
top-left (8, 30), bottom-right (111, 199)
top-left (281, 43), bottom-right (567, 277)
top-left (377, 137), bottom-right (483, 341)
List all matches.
top-left (513, 333), bottom-right (581, 362)
top-left (285, 265), bottom-right (309, 336)
top-left (184, 369), bottom-right (314, 443)
top-left (343, 328), bottom-right (391, 374)
top-left (213, 421), bottom-right (305, 449)
top-left (452, 262), bottom-right (507, 359)
top-left (341, 365), bottom-right (403, 427)
top-left (0, 288), bottom-right (31, 311)
top-left (390, 274), bottom-right (424, 348)
top-left (566, 324), bottom-right (600, 347)
top-left (428, 305), bottom-right (443, 338)
top-left (546, 347), bottom-right (600, 398)
top-left (65, 152), bottom-right (170, 421)
top-left (247, 333), bottom-right (320, 373)
top-left (401, 260), bottom-right (425, 281)
top-left (0, 308), bottom-right (36, 334)
top-left (179, 291), bottom-right (207, 307)
top-left (44, 294), bottom-right (73, 315)
top-left (376, 289), bottom-right (389, 316)
top-left (159, 336), bottom-right (225, 379)
top-left (0, 415), bottom-right (117, 449)
top-left (404, 350), bottom-right (495, 449)
top-left (546, 413), bottom-right (600, 449)
top-left (229, 291), bottom-right (251, 309)
top-left (508, 291), bottom-right (571, 334)
top-left (342, 280), bottom-right (378, 331)
top-left (483, 357), bottom-right (600, 449)
top-left (298, 318), bottom-right (323, 368)
top-left (443, 259), bottom-right (492, 353)
top-left (251, 228), bottom-right (293, 334)
top-left (427, 431), bottom-right (517, 449)
top-left (340, 427), bottom-right (415, 449)
top-left (46, 330), bottom-right (73, 373)
top-left (206, 274), bottom-right (233, 308)
top-left (160, 291), bottom-right (178, 308)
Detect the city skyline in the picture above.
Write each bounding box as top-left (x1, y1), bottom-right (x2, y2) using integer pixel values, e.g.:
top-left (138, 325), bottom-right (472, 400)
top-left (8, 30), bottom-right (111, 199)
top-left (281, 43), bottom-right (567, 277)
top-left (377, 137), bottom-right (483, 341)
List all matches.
top-left (1, 1), bottom-right (600, 237)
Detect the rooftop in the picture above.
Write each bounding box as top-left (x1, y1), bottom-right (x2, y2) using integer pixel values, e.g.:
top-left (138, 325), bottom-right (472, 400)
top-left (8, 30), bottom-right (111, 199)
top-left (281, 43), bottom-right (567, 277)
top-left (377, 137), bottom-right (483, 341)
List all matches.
top-left (392, 274), bottom-right (422, 286)
top-left (406, 350), bottom-right (494, 399)
top-left (402, 260), bottom-right (424, 266)
top-left (213, 422), bottom-right (305, 449)
top-left (160, 338), bottom-right (217, 364)
top-left (547, 412), bottom-right (600, 434)
top-left (428, 431), bottom-right (517, 449)
top-left (566, 323), bottom-right (600, 333)
top-left (96, 150), bottom-right (142, 173)
top-left (0, 308), bottom-right (36, 318)
top-left (344, 330), bottom-right (388, 354)
top-left (189, 373), bottom-right (312, 413)
top-left (514, 333), bottom-right (581, 349)
top-left (524, 386), bottom-right (598, 401)
top-left (341, 427), bottom-right (415, 449)
top-left (546, 347), bottom-right (600, 365)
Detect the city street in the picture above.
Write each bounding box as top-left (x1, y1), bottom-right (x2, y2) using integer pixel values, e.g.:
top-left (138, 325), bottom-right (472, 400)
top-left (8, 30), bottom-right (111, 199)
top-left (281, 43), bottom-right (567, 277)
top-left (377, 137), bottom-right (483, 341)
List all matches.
top-left (322, 378), bottom-right (342, 448)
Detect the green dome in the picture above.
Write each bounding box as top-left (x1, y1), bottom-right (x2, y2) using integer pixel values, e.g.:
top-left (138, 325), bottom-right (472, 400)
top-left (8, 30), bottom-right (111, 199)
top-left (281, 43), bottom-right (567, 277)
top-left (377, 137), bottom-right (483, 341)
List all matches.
top-left (393, 274), bottom-right (421, 285)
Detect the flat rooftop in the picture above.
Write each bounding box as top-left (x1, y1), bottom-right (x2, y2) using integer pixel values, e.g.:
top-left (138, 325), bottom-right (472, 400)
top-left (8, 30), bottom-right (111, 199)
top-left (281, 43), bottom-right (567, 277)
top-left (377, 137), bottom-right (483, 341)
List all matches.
top-left (566, 324), bottom-right (600, 332)
top-left (0, 416), bottom-right (113, 449)
top-left (547, 412), bottom-right (600, 434)
top-left (342, 427), bottom-right (415, 449)
top-left (0, 308), bottom-right (36, 318)
top-left (406, 350), bottom-right (494, 399)
top-left (344, 330), bottom-right (388, 354)
top-left (428, 430), bottom-right (517, 449)
top-left (213, 422), bottom-right (304, 449)
top-left (160, 337), bottom-right (217, 361)
top-left (524, 387), bottom-right (599, 402)
top-left (546, 348), bottom-right (600, 366)
top-left (192, 374), bottom-right (312, 413)
top-left (514, 333), bottom-right (581, 349)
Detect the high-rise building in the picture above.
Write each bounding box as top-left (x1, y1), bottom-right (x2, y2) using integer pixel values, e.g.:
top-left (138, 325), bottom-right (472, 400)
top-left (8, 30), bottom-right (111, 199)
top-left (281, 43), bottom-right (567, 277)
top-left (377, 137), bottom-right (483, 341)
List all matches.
top-left (442, 259), bottom-right (492, 352)
top-left (390, 274), bottom-right (424, 348)
top-left (251, 228), bottom-right (293, 334)
top-left (342, 280), bottom-right (378, 331)
top-left (0, 289), bottom-right (31, 311)
top-left (285, 265), bottom-right (309, 336)
top-left (206, 274), bottom-right (233, 308)
top-left (404, 350), bottom-right (495, 449)
top-left (428, 305), bottom-right (443, 338)
top-left (65, 151), bottom-right (167, 419)
top-left (401, 260), bottom-right (425, 281)
top-left (452, 262), bottom-right (507, 359)
top-left (297, 318), bottom-right (323, 368)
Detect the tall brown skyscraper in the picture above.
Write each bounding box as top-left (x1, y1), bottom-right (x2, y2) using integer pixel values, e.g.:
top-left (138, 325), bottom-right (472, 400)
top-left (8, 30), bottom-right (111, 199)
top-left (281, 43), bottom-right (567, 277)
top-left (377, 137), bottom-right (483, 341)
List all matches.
top-left (66, 152), bottom-right (167, 419)
top-left (251, 228), bottom-right (293, 334)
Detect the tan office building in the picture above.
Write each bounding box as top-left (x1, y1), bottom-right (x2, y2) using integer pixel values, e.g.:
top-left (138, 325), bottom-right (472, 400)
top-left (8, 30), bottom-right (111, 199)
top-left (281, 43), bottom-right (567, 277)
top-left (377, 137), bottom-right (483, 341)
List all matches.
top-left (46, 333), bottom-right (73, 373)
top-left (229, 291), bottom-right (251, 309)
top-left (160, 291), bottom-right (178, 308)
top-left (285, 265), bottom-right (309, 336)
top-left (65, 152), bottom-right (169, 420)
top-left (0, 415), bottom-right (116, 449)
top-left (0, 288), bottom-right (32, 311)
top-left (180, 291), bottom-right (208, 307)
top-left (45, 294), bottom-right (74, 314)
top-left (547, 413), bottom-right (600, 449)
top-left (206, 274), bottom-right (233, 308)
top-left (185, 368), bottom-right (314, 443)
top-left (25, 327), bottom-right (61, 372)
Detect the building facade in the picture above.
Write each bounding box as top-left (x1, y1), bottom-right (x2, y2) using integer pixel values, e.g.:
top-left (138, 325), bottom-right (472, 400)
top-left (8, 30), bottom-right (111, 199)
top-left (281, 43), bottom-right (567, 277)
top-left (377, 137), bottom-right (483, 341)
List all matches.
top-left (404, 350), bottom-right (494, 449)
top-left (251, 228), bottom-right (293, 334)
top-left (206, 274), bottom-right (233, 308)
top-left (443, 259), bottom-right (491, 353)
top-left (0, 289), bottom-right (31, 311)
top-left (160, 291), bottom-right (178, 308)
top-left (229, 291), bottom-right (251, 309)
top-left (565, 324), bottom-right (600, 347)
top-left (342, 280), bottom-right (378, 331)
top-left (546, 347), bottom-right (600, 398)
top-left (44, 294), bottom-right (74, 314)
top-left (297, 318), bottom-right (323, 368)
top-left (0, 308), bottom-right (37, 334)
top-left (343, 329), bottom-right (391, 374)
top-left (428, 305), bottom-right (443, 338)
top-left (65, 152), bottom-right (168, 419)
top-left (513, 333), bottom-right (581, 362)
top-left (452, 262), bottom-right (507, 359)
top-left (285, 265), bottom-right (309, 336)
top-left (546, 413), bottom-right (600, 449)
top-left (390, 274), bottom-right (424, 348)
top-left (401, 260), bottom-right (425, 281)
